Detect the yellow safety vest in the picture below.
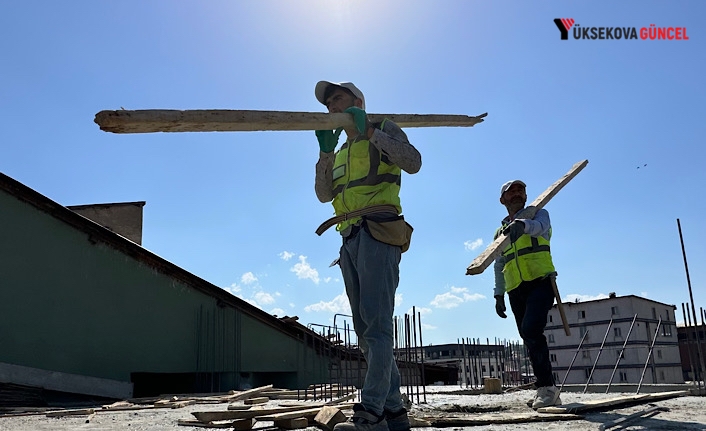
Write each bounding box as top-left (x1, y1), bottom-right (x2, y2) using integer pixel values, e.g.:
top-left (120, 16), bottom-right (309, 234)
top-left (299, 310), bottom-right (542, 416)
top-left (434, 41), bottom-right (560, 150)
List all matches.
top-left (331, 122), bottom-right (402, 232)
top-left (495, 225), bottom-right (556, 292)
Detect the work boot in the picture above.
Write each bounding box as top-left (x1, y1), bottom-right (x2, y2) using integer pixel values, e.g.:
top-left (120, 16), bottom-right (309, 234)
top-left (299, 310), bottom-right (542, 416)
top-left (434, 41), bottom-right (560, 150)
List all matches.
top-left (334, 404), bottom-right (388, 431)
top-left (526, 392), bottom-right (537, 408)
top-left (531, 385), bottom-right (562, 409)
top-left (384, 407), bottom-right (410, 431)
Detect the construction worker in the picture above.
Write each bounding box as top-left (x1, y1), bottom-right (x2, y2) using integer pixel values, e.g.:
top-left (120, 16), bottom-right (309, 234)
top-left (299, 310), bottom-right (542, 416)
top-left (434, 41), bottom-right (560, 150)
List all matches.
top-left (493, 180), bottom-right (562, 409)
top-left (313, 81), bottom-right (421, 431)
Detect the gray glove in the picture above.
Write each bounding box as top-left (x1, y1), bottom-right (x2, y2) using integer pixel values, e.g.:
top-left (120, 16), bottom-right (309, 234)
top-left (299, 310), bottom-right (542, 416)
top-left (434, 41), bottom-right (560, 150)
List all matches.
top-left (495, 295), bottom-right (507, 319)
top-left (502, 220), bottom-right (525, 243)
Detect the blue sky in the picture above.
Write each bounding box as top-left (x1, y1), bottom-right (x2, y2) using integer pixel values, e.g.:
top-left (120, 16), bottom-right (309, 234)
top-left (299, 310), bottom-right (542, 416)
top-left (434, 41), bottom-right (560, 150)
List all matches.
top-left (2, 1), bottom-right (704, 346)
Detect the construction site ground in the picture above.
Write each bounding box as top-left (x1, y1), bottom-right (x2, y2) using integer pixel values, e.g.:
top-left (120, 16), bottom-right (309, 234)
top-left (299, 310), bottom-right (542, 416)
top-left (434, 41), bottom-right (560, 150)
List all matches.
top-left (0, 384), bottom-right (704, 431)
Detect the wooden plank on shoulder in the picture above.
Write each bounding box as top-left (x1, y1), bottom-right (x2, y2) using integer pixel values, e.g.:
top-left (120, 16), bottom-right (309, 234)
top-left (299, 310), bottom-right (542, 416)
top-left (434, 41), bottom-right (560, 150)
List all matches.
top-left (94, 110), bottom-right (487, 134)
top-left (466, 159), bottom-right (589, 275)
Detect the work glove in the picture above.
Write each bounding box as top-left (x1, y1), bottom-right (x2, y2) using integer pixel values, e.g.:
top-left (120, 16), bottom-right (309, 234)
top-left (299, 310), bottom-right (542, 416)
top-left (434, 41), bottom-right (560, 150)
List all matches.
top-left (495, 295), bottom-right (507, 319)
top-left (344, 106), bottom-right (368, 135)
top-left (502, 220), bottom-right (526, 243)
top-left (315, 127), bottom-right (343, 153)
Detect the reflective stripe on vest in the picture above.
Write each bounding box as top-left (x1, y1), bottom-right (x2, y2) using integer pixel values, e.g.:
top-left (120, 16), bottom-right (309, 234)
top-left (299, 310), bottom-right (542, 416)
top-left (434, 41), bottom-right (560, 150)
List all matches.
top-left (331, 121), bottom-right (402, 232)
top-left (498, 227), bottom-right (555, 292)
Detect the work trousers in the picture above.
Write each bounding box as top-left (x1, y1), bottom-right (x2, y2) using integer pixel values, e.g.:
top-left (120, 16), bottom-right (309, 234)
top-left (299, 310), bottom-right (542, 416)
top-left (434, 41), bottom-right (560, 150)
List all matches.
top-left (339, 227), bottom-right (404, 416)
top-left (508, 276), bottom-right (556, 388)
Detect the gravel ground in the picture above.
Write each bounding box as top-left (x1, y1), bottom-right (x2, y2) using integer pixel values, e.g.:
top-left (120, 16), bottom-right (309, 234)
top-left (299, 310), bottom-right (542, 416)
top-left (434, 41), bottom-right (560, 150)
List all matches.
top-left (0, 386), bottom-right (704, 431)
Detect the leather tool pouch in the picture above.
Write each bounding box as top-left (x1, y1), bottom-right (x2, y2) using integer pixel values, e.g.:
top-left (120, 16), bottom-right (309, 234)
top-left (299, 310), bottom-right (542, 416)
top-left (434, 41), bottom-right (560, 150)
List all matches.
top-left (363, 213), bottom-right (414, 253)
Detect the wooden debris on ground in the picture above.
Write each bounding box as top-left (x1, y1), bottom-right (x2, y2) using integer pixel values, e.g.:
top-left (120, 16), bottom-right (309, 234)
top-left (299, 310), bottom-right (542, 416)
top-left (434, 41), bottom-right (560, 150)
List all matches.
top-left (178, 417), bottom-right (256, 429)
top-left (314, 405), bottom-right (347, 431)
top-left (536, 390), bottom-right (689, 414)
top-left (45, 408), bottom-right (96, 418)
top-left (420, 412), bottom-right (583, 427)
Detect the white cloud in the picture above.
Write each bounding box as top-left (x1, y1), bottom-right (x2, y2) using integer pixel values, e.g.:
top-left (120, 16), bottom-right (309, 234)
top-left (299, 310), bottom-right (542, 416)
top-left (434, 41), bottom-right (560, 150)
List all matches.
top-left (241, 272), bottom-right (258, 285)
top-left (565, 293), bottom-right (610, 303)
top-left (224, 283), bottom-right (241, 295)
top-left (430, 286), bottom-right (486, 309)
top-left (395, 293), bottom-right (403, 308)
top-left (279, 251), bottom-right (295, 261)
top-left (421, 323), bottom-right (437, 331)
top-left (291, 255), bottom-right (320, 284)
top-left (253, 291), bottom-right (276, 305)
top-left (464, 239), bottom-right (484, 251)
top-left (305, 291), bottom-right (351, 314)
top-left (270, 308), bottom-right (285, 317)
top-left (323, 277), bottom-right (333, 283)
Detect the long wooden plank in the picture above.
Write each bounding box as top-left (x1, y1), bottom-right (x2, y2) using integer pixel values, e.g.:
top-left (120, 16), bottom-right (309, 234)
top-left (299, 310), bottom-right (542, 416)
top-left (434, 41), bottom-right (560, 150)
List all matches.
top-left (465, 159), bottom-right (589, 275)
top-left (194, 404), bottom-right (321, 423)
top-left (94, 110), bottom-right (487, 134)
top-left (426, 412), bottom-right (582, 426)
top-left (536, 390), bottom-right (688, 414)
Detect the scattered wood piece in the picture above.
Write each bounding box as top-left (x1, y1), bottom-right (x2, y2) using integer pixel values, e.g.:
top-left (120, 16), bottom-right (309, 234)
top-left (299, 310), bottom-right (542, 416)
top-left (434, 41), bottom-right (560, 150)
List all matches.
top-left (274, 417), bottom-right (310, 429)
top-left (94, 110), bottom-right (487, 134)
top-left (45, 408), bottom-right (96, 418)
top-left (243, 396), bottom-right (268, 405)
top-left (178, 418), bottom-right (256, 429)
top-left (325, 393), bottom-right (357, 405)
top-left (314, 405), bottom-right (347, 431)
top-left (227, 384), bottom-right (274, 401)
top-left (409, 416), bottom-right (432, 427)
top-left (195, 403), bottom-right (325, 423)
top-left (425, 412), bottom-right (582, 427)
top-left (256, 406), bottom-right (328, 421)
top-left (504, 382), bottom-right (535, 393)
top-left (483, 378), bottom-right (502, 394)
top-left (536, 390), bottom-right (688, 414)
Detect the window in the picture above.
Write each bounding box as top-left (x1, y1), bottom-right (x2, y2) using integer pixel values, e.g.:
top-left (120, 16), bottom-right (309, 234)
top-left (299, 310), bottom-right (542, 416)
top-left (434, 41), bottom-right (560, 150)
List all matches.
top-left (614, 327), bottom-right (622, 337)
top-left (619, 372), bottom-right (628, 382)
top-left (659, 370), bottom-right (665, 381)
top-left (553, 372), bottom-right (559, 383)
top-left (652, 307), bottom-right (657, 319)
top-left (548, 314), bottom-right (553, 323)
top-left (579, 310), bottom-right (586, 319)
top-left (550, 353), bottom-right (557, 362)
top-left (548, 334), bottom-right (555, 343)
top-left (657, 349), bottom-right (662, 359)
top-left (582, 350), bottom-right (591, 359)
top-left (616, 349), bottom-right (625, 360)
top-left (611, 306), bottom-right (619, 315)
top-left (584, 369), bottom-right (592, 380)
top-left (580, 326), bottom-right (589, 340)
top-left (662, 324), bottom-right (673, 337)
top-left (665, 309), bottom-right (670, 321)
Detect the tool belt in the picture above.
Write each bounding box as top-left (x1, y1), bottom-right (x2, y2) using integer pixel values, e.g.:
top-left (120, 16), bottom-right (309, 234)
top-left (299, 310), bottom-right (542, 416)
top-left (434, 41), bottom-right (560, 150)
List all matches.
top-left (316, 204), bottom-right (414, 253)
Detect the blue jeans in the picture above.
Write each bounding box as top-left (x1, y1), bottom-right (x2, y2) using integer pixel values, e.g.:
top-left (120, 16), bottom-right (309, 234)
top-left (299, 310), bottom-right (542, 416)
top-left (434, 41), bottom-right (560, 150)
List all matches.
top-left (339, 227), bottom-right (404, 416)
top-left (508, 276), bottom-right (556, 388)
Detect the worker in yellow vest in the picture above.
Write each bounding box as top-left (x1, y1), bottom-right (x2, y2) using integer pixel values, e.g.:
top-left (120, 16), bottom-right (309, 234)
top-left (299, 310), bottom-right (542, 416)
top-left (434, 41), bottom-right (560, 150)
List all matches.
top-left (493, 180), bottom-right (562, 409)
top-left (314, 81), bottom-right (421, 431)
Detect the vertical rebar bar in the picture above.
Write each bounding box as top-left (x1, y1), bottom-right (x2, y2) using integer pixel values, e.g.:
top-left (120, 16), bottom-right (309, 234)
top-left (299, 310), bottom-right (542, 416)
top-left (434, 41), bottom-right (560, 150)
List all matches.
top-left (637, 317), bottom-right (662, 393)
top-left (682, 303), bottom-right (699, 390)
top-left (677, 219), bottom-right (706, 384)
top-left (584, 319), bottom-right (613, 393)
top-left (560, 328), bottom-right (589, 391)
top-left (606, 314), bottom-right (638, 393)
top-left (417, 311), bottom-right (426, 403)
top-left (412, 308), bottom-right (420, 404)
top-left (686, 305), bottom-right (703, 389)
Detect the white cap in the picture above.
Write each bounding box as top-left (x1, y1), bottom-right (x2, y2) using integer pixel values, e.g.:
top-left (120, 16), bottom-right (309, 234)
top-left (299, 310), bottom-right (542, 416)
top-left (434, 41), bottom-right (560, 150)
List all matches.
top-left (499, 180), bottom-right (526, 198)
top-left (315, 81), bottom-right (365, 110)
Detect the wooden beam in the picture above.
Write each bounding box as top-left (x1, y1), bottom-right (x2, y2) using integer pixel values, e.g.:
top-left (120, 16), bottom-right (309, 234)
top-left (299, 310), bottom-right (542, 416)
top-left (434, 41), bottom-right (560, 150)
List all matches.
top-left (465, 159), bottom-right (589, 276)
top-left (93, 110), bottom-right (487, 134)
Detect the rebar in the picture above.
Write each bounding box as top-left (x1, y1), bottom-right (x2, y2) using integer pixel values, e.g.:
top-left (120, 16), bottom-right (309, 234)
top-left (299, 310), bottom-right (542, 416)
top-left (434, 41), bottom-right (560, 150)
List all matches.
top-left (584, 318), bottom-right (613, 393)
top-left (560, 327), bottom-right (589, 391)
top-left (677, 219), bottom-right (706, 384)
top-left (637, 317), bottom-right (662, 393)
top-left (606, 314), bottom-right (638, 393)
